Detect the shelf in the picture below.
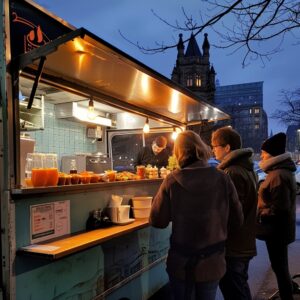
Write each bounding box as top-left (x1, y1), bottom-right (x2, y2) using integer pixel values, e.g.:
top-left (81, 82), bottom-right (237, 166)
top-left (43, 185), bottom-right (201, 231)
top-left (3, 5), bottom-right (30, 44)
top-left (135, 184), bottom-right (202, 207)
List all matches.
top-left (11, 178), bottom-right (163, 199)
top-left (19, 97), bottom-right (44, 130)
top-left (19, 102), bottom-right (42, 111)
top-left (17, 219), bottom-right (149, 260)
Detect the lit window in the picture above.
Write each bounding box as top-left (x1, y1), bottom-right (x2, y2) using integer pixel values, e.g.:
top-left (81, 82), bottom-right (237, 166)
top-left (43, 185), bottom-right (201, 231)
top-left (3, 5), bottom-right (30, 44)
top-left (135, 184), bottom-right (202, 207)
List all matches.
top-left (254, 108), bottom-right (260, 114)
top-left (249, 108), bottom-right (252, 114)
top-left (187, 75), bottom-right (193, 87)
top-left (195, 74), bottom-right (201, 87)
top-left (255, 124), bottom-right (260, 129)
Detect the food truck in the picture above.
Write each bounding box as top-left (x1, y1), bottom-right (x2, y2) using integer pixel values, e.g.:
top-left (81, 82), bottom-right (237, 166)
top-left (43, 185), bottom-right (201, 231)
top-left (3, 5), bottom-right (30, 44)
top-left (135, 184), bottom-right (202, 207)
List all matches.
top-left (0, 0), bottom-right (230, 299)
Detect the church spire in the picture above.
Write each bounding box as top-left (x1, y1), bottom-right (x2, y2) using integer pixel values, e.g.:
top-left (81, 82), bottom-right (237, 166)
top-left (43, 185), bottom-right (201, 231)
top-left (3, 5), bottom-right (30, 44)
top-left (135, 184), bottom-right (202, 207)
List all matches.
top-left (185, 33), bottom-right (202, 57)
top-left (202, 33), bottom-right (210, 56)
top-left (177, 33), bottom-right (184, 58)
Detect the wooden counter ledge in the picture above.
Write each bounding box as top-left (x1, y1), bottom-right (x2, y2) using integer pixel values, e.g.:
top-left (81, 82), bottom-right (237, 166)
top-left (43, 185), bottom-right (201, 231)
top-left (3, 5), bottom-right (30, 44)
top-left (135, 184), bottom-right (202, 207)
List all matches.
top-left (11, 178), bottom-right (163, 199)
top-left (17, 218), bottom-right (149, 260)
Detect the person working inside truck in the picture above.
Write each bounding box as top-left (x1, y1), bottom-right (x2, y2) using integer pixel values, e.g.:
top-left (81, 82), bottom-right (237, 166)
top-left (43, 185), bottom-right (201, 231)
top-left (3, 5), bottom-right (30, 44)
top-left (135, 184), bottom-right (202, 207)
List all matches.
top-left (134, 135), bottom-right (169, 168)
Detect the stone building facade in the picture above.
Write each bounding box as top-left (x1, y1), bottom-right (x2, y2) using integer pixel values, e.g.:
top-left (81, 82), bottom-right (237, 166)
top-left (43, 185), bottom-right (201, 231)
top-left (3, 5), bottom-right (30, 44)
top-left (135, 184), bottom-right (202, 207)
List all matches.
top-left (171, 33), bottom-right (268, 152)
top-left (171, 33), bottom-right (216, 103)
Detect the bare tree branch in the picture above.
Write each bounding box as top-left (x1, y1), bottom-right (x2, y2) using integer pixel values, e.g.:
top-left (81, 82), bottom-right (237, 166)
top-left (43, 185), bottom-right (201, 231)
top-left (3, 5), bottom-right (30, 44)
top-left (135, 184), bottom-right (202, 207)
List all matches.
top-left (120, 0), bottom-right (300, 66)
top-left (271, 89), bottom-right (300, 126)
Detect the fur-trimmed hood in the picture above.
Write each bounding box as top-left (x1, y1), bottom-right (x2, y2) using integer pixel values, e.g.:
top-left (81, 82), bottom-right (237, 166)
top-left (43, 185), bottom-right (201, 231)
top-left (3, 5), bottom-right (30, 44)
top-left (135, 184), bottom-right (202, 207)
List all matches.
top-left (259, 152), bottom-right (296, 173)
top-left (217, 147), bottom-right (258, 257)
top-left (218, 148), bottom-right (254, 171)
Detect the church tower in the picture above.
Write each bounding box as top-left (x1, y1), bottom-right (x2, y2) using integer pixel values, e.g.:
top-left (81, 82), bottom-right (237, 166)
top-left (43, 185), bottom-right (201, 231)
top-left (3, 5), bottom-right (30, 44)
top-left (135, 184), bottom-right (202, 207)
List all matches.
top-left (171, 33), bottom-right (216, 103)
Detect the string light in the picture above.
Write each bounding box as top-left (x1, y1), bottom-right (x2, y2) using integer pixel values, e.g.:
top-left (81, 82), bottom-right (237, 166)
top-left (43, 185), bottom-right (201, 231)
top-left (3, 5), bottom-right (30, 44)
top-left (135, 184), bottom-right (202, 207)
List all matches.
top-left (143, 117), bottom-right (150, 133)
top-left (87, 98), bottom-right (96, 120)
top-left (172, 127), bottom-right (179, 140)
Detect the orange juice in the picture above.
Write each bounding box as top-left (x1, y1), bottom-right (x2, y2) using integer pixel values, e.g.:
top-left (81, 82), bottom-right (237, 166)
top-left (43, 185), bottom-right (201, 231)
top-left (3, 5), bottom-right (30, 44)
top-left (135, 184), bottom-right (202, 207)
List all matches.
top-left (136, 165), bottom-right (145, 179)
top-left (105, 170), bottom-right (117, 182)
top-left (90, 174), bottom-right (100, 183)
top-left (45, 168), bottom-right (59, 186)
top-left (31, 168), bottom-right (48, 187)
top-left (65, 175), bottom-right (72, 185)
top-left (81, 174), bottom-right (91, 184)
top-left (25, 178), bottom-right (33, 187)
top-left (71, 174), bottom-right (81, 184)
top-left (58, 173), bottom-right (66, 186)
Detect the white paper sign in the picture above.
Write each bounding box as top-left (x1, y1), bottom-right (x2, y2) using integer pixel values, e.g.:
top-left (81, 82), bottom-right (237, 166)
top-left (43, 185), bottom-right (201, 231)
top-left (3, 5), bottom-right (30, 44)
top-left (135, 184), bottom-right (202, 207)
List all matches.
top-left (30, 200), bottom-right (70, 243)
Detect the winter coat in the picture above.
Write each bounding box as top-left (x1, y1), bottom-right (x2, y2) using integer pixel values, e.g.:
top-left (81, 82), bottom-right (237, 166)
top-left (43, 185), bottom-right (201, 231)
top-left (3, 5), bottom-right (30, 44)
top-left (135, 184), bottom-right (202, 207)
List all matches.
top-left (150, 160), bottom-right (243, 282)
top-left (134, 146), bottom-right (170, 168)
top-left (218, 148), bottom-right (258, 257)
top-left (258, 153), bottom-right (296, 244)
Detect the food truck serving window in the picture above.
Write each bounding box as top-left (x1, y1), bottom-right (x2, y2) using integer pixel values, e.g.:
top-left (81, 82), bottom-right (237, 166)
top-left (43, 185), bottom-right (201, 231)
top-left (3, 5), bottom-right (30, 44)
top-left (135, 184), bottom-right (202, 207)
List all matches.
top-left (109, 130), bottom-right (174, 172)
top-left (110, 133), bottom-right (143, 172)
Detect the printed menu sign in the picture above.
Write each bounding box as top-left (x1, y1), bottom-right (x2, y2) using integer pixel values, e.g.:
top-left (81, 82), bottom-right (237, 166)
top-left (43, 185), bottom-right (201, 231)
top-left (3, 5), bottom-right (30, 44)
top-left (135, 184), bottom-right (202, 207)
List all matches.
top-left (30, 200), bottom-right (70, 243)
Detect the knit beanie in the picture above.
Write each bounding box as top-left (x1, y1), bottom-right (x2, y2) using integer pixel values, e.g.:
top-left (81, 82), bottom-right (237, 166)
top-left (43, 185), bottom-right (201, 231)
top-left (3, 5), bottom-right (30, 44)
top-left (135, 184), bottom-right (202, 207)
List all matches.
top-left (261, 132), bottom-right (286, 156)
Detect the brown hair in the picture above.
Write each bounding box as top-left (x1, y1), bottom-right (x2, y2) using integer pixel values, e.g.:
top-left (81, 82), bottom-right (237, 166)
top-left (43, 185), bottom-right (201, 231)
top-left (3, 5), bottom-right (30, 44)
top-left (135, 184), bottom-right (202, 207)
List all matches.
top-left (174, 130), bottom-right (211, 168)
top-left (212, 127), bottom-right (241, 151)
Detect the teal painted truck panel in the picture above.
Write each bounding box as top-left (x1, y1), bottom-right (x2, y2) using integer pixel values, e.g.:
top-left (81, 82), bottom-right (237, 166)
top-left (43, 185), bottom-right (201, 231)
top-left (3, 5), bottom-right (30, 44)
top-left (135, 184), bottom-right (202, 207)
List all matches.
top-left (16, 226), bottom-right (170, 300)
top-left (14, 182), bottom-right (171, 299)
top-left (106, 262), bottom-right (169, 300)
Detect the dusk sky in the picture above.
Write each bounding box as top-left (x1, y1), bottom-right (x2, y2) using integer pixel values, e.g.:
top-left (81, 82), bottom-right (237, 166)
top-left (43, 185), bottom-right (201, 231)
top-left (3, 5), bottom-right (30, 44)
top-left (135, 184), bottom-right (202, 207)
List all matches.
top-left (34, 0), bottom-right (299, 134)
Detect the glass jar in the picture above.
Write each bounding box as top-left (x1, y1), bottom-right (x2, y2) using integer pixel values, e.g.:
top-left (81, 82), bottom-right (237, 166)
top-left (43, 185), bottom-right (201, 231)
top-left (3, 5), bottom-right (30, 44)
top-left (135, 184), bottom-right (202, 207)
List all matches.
top-left (70, 159), bottom-right (77, 174)
top-left (136, 165), bottom-right (146, 179)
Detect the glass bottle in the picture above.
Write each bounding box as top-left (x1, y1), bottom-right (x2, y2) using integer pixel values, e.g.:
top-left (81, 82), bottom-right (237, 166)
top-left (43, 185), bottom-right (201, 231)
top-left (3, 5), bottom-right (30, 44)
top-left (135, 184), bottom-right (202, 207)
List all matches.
top-left (70, 159), bottom-right (77, 174)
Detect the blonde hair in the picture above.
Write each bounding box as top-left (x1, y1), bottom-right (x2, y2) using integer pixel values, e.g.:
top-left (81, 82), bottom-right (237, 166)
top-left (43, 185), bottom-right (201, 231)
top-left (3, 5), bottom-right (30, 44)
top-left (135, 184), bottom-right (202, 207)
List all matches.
top-left (174, 130), bottom-right (211, 168)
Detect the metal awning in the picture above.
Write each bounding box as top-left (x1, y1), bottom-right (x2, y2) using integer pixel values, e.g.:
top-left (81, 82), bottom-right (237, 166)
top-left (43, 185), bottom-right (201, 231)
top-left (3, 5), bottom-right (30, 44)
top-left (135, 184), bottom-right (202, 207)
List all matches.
top-left (14, 28), bottom-right (230, 126)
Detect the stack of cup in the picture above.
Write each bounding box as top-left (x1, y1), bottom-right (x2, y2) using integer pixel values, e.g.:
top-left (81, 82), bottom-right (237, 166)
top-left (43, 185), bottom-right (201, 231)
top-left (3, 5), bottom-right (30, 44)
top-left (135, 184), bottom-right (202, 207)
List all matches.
top-left (131, 196), bottom-right (152, 218)
top-left (107, 195), bottom-right (131, 224)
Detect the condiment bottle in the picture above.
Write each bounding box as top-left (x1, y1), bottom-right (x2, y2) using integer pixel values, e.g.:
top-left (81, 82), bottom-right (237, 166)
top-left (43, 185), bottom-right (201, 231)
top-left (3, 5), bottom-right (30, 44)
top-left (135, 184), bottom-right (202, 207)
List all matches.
top-left (86, 210), bottom-right (101, 231)
top-left (70, 159), bottom-right (77, 174)
top-left (136, 165), bottom-right (146, 179)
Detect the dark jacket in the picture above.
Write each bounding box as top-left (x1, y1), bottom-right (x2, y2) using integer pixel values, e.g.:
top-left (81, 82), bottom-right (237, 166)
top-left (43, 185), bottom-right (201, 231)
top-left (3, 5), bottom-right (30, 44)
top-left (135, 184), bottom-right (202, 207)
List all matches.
top-left (150, 160), bottom-right (243, 282)
top-left (218, 148), bottom-right (258, 257)
top-left (134, 146), bottom-right (169, 168)
top-left (258, 153), bottom-right (296, 244)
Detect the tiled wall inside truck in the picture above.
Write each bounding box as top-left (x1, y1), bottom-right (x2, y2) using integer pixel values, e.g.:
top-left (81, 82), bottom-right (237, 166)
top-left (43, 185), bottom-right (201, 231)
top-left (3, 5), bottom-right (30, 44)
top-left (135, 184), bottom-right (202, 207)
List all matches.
top-left (29, 102), bottom-right (97, 166)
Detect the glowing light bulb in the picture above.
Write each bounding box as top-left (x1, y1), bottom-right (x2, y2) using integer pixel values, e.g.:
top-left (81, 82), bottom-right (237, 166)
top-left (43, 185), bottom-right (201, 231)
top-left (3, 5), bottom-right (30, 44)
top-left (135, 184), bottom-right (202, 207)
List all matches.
top-left (172, 127), bottom-right (178, 140)
top-left (87, 99), bottom-right (96, 120)
top-left (143, 117), bottom-right (150, 133)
